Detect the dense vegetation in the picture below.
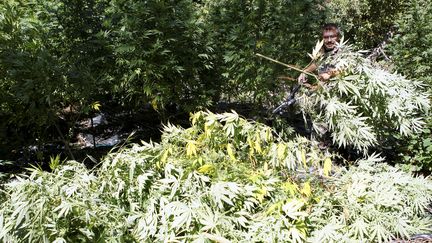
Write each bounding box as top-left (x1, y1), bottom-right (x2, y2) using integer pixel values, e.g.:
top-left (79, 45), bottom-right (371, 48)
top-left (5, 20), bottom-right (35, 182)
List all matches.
top-left (0, 0), bottom-right (323, 148)
top-left (1, 112), bottom-right (431, 242)
top-left (387, 0), bottom-right (432, 171)
top-left (1, 0), bottom-right (431, 242)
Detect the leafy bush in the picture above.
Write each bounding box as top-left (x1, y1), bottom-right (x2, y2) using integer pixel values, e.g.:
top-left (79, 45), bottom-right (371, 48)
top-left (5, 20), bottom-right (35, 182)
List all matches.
top-left (297, 41), bottom-right (430, 152)
top-left (107, 0), bottom-right (216, 111)
top-left (325, 0), bottom-right (403, 49)
top-left (1, 111), bottom-right (431, 242)
top-left (397, 117), bottom-right (432, 172)
top-left (202, 0), bottom-right (326, 104)
top-left (0, 0), bottom-right (63, 136)
top-left (0, 0), bottom-right (112, 147)
top-left (386, 0), bottom-right (432, 171)
top-left (388, 0), bottom-right (432, 85)
top-left (0, 0), bottom-right (332, 160)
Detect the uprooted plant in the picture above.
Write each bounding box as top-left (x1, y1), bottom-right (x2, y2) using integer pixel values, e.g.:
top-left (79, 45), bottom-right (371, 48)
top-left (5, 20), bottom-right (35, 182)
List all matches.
top-left (297, 40), bottom-right (430, 153)
top-left (0, 111), bottom-right (431, 242)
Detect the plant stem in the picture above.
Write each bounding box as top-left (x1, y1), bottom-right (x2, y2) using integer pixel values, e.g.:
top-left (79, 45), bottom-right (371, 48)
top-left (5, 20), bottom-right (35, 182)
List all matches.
top-left (54, 123), bottom-right (75, 161)
top-left (256, 53), bottom-right (320, 82)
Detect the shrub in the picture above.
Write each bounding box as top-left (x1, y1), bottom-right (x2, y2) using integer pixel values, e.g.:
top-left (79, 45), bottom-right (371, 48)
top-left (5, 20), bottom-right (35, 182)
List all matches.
top-left (107, 0), bottom-right (216, 111)
top-left (386, 0), bottom-right (432, 172)
top-left (397, 117), bottom-right (432, 173)
top-left (325, 0), bottom-right (403, 49)
top-left (202, 0), bottom-right (326, 105)
top-left (0, 0), bottom-right (64, 137)
top-left (0, 0), bottom-right (113, 147)
top-left (388, 0), bottom-right (432, 85)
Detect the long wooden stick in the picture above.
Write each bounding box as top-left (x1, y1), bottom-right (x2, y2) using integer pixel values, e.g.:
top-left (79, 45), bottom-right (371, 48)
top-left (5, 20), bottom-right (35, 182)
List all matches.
top-left (256, 53), bottom-right (319, 82)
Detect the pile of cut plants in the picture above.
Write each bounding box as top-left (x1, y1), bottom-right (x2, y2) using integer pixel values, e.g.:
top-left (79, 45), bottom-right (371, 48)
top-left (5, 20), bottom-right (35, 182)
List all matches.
top-left (1, 111), bottom-right (431, 242)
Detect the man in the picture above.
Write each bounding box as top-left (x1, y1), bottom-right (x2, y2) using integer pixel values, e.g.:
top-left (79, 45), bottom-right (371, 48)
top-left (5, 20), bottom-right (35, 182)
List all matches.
top-left (298, 23), bottom-right (341, 87)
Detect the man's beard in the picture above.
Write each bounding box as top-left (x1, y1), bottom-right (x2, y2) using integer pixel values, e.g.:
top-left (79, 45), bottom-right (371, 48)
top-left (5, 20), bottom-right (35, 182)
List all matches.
top-left (324, 45), bottom-right (335, 52)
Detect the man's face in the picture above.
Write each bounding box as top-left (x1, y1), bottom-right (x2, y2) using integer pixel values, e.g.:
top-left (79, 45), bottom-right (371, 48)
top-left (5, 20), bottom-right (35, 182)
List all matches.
top-left (323, 29), bottom-right (339, 51)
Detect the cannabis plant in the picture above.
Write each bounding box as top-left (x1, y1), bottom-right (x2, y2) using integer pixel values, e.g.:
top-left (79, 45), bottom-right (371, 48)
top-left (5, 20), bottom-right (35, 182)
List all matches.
top-left (1, 111), bottom-right (431, 242)
top-left (297, 41), bottom-right (430, 152)
top-left (308, 154), bottom-right (432, 243)
top-left (0, 111), bottom-right (330, 242)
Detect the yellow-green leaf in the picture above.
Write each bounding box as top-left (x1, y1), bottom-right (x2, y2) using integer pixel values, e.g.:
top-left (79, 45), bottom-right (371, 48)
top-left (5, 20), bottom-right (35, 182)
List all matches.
top-left (248, 172), bottom-right (262, 183)
top-left (265, 127), bottom-right (273, 141)
top-left (151, 99), bottom-right (158, 111)
top-left (266, 201), bottom-right (283, 215)
top-left (254, 134), bottom-right (262, 154)
top-left (92, 101), bottom-right (101, 111)
top-left (227, 143), bottom-right (236, 161)
top-left (277, 143), bottom-right (286, 160)
top-left (263, 162), bottom-right (269, 171)
top-left (247, 137), bottom-right (254, 151)
top-left (301, 150), bottom-right (307, 168)
top-left (186, 141), bottom-right (197, 157)
top-left (204, 123), bottom-right (212, 138)
top-left (191, 112), bottom-right (201, 126)
top-left (255, 186), bottom-right (267, 203)
top-left (323, 157), bottom-right (332, 177)
top-left (282, 181), bottom-right (299, 196)
top-left (161, 150), bottom-right (169, 164)
top-left (248, 148), bottom-right (255, 160)
top-left (300, 181), bottom-right (311, 197)
top-left (198, 164), bottom-right (214, 174)
top-left (256, 40), bottom-right (264, 49)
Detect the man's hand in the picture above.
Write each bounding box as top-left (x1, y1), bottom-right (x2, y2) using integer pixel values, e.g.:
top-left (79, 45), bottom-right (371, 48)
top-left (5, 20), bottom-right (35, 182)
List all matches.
top-left (319, 69), bottom-right (339, 81)
top-left (297, 73), bottom-right (308, 84)
top-left (318, 72), bottom-right (331, 81)
top-left (298, 73), bottom-right (318, 90)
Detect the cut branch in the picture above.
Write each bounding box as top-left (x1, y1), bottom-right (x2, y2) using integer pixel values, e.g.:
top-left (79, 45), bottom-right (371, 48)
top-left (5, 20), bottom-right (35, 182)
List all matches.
top-left (256, 53), bottom-right (320, 82)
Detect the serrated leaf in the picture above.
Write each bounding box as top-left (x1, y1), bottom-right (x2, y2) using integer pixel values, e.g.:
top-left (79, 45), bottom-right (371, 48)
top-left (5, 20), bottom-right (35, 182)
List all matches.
top-left (301, 149), bottom-right (307, 168)
top-left (254, 134), bottom-right (262, 154)
top-left (198, 164), bottom-right (214, 174)
top-left (323, 157), bottom-right (332, 177)
top-left (91, 101), bottom-right (101, 111)
top-left (160, 150), bottom-right (169, 164)
top-left (227, 143), bottom-right (236, 161)
top-left (300, 181), bottom-right (311, 197)
top-left (186, 141), bottom-right (197, 157)
top-left (277, 143), bottom-right (286, 160)
top-left (282, 181), bottom-right (299, 196)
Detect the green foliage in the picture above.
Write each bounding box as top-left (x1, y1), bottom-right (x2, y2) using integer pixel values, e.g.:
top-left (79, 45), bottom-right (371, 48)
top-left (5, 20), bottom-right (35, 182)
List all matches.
top-left (202, 0), bottom-right (326, 104)
top-left (52, 0), bottom-right (114, 104)
top-left (326, 0), bottom-right (403, 49)
top-left (0, 111), bottom-right (330, 242)
top-left (0, 0), bottom-right (330, 153)
top-left (0, 0), bottom-right (113, 146)
top-left (309, 155), bottom-right (432, 242)
top-left (0, 0), bottom-right (63, 131)
top-left (398, 117), bottom-right (432, 172)
top-left (1, 111), bottom-right (431, 242)
top-left (297, 42), bottom-right (430, 152)
top-left (107, 0), bottom-right (215, 111)
top-left (386, 0), bottom-right (432, 171)
top-left (388, 0), bottom-right (432, 85)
